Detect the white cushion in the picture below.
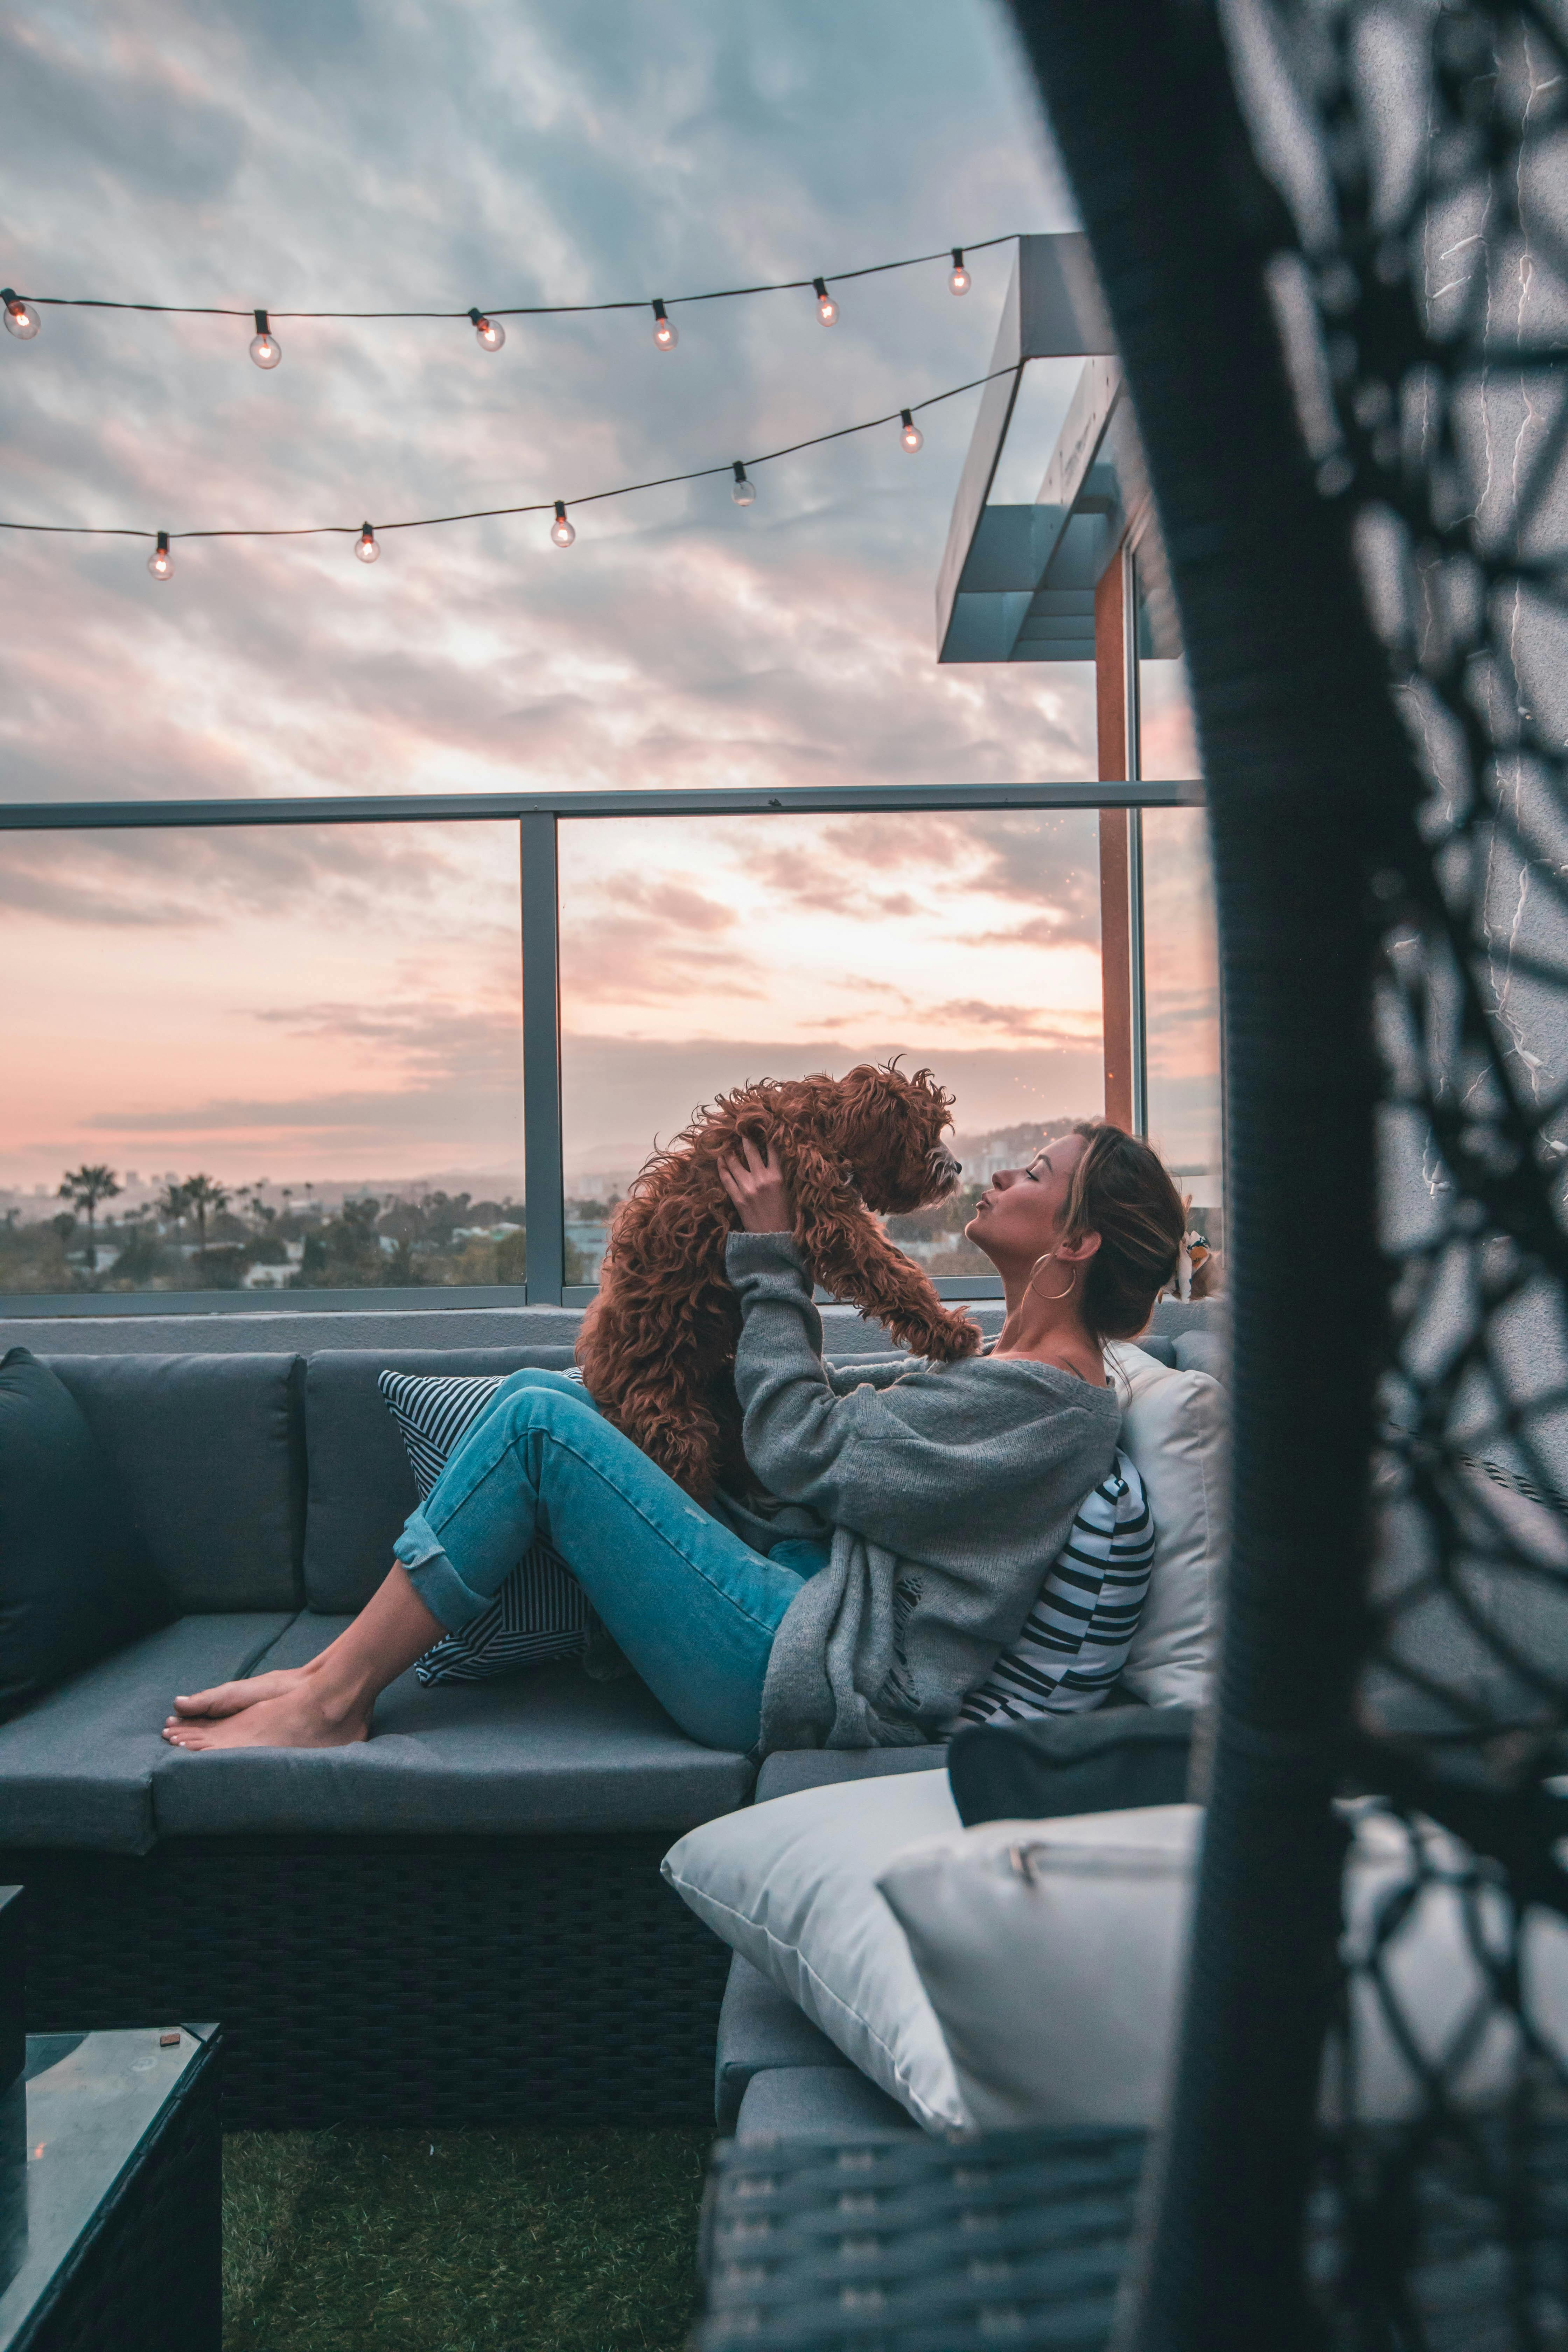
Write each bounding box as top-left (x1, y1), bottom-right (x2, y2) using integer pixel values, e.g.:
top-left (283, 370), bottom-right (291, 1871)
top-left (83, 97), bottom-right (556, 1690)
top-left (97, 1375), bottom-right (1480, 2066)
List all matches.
top-left (1105, 1341), bottom-right (1227, 1706)
top-left (878, 1804), bottom-right (1200, 2132)
top-left (878, 1798), bottom-right (1568, 2135)
top-left (662, 1772), bottom-right (968, 2133)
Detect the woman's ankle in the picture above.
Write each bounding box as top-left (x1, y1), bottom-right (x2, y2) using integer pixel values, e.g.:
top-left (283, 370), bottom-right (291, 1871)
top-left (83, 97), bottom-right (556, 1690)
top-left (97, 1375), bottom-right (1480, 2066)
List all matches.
top-left (301, 1658), bottom-right (378, 1728)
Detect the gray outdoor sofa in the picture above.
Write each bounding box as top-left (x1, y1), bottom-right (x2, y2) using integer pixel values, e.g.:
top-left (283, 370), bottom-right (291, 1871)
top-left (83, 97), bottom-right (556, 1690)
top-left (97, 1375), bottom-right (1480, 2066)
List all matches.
top-left (0, 1316), bottom-right (1214, 2133)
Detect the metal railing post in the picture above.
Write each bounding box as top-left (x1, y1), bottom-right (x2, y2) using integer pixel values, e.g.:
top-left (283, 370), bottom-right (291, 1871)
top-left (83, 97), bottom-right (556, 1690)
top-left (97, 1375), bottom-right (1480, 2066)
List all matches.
top-left (519, 813), bottom-right (565, 1304)
top-left (1124, 543), bottom-right (1149, 1135)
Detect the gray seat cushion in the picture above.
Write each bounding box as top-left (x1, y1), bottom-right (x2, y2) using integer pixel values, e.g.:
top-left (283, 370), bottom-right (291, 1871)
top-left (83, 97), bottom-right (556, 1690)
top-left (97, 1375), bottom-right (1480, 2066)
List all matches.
top-left (0, 1614), bottom-right (294, 1854)
top-left (755, 1746), bottom-right (948, 1803)
top-left (150, 1610), bottom-right (753, 1839)
top-left (736, 2066), bottom-right (918, 2141)
top-left (46, 1355), bottom-right (305, 1612)
top-left (716, 1954), bottom-right (849, 2129)
top-left (302, 1348), bottom-right (577, 1612)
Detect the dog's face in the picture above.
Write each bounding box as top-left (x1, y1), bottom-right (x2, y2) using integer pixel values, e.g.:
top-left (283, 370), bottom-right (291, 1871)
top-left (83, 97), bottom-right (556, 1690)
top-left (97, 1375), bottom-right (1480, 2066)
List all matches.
top-left (806, 1062), bottom-right (961, 1216)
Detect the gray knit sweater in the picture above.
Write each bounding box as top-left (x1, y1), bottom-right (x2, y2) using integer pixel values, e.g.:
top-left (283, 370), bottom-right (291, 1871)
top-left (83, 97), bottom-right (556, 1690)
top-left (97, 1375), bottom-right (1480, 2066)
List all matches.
top-left (722, 1232), bottom-right (1122, 1754)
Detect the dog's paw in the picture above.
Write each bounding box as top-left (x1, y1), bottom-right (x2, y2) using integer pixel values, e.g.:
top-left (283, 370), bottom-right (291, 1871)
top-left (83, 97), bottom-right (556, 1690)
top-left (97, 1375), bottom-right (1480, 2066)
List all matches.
top-left (919, 1313), bottom-right (983, 1363)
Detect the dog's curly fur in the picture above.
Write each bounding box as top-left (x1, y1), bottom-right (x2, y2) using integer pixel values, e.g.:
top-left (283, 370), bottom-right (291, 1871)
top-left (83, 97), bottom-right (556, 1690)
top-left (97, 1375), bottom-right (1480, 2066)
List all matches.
top-left (575, 1061), bottom-right (981, 1500)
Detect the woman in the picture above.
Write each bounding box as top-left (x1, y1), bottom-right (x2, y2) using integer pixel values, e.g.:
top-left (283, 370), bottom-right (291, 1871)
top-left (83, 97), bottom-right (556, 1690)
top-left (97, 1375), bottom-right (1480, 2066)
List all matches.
top-left (163, 1120), bottom-right (1184, 1757)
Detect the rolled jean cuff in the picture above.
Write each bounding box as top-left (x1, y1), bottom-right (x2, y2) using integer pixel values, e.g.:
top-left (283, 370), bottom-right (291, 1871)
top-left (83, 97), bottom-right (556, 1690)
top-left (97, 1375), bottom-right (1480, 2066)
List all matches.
top-left (392, 1510), bottom-right (491, 1631)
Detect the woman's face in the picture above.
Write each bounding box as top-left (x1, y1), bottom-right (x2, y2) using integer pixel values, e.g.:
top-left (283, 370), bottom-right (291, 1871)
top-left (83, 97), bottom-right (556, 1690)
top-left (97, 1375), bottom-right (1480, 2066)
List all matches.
top-left (965, 1131), bottom-right (1092, 1272)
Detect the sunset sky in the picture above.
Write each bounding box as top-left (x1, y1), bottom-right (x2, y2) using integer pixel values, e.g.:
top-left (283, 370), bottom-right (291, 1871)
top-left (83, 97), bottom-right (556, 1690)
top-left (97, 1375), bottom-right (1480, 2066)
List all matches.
top-left (0, 1), bottom-right (1212, 1204)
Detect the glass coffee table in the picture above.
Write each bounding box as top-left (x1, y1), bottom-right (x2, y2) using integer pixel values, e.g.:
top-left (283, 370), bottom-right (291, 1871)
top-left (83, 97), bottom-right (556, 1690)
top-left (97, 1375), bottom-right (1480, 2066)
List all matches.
top-left (0, 2024), bottom-right (222, 2352)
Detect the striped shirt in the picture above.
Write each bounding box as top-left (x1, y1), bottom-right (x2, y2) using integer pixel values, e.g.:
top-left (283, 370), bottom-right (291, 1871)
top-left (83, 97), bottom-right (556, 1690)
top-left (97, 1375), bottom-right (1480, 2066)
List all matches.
top-left (959, 1452), bottom-right (1156, 1724)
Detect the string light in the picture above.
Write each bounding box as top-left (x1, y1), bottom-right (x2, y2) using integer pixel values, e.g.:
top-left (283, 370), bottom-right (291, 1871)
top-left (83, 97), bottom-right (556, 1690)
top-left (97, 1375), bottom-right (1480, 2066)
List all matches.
top-left (0, 234), bottom-right (1013, 340)
top-left (468, 307), bottom-right (505, 352)
top-left (0, 367), bottom-right (1014, 583)
top-left (651, 299), bottom-right (677, 350)
top-left (899, 408), bottom-right (923, 453)
top-left (731, 461), bottom-right (755, 506)
top-left (1, 288), bottom-right (40, 340)
top-left (812, 277), bottom-right (838, 327)
top-left (248, 309), bottom-right (281, 369)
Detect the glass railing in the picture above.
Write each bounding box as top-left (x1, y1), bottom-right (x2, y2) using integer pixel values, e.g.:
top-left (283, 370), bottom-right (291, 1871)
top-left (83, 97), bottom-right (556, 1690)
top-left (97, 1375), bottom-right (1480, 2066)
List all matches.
top-left (0, 780), bottom-right (1214, 1313)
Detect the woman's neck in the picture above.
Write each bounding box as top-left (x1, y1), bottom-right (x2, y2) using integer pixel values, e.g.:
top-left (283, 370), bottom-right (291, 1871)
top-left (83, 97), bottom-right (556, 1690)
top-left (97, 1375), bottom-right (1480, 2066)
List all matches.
top-left (991, 1262), bottom-right (1103, 1380)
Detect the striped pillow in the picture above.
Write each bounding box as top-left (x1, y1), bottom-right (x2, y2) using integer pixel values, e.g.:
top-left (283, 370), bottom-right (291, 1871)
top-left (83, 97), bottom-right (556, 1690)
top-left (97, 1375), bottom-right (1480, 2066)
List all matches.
top-left (959, 1452), bottom-right (1156, 1726)
top-left (378, 1369), bottom-right (594, 1685)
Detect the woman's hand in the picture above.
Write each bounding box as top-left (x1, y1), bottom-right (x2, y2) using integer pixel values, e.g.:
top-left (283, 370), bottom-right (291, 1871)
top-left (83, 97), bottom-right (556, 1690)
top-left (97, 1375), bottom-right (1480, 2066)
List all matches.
top-left (717, 1134), bottom-right (794, 1234)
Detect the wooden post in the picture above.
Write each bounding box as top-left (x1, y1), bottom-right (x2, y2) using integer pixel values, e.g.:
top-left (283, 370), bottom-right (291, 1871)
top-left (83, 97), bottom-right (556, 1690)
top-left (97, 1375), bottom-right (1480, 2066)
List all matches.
top-left (1096, 548), bottom-right (1134, 1130)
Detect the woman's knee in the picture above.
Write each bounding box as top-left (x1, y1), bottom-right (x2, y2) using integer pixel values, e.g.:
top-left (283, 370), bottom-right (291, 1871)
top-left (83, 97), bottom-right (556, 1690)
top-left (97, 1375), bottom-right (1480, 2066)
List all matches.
top-left (490, 1375), bottom-right (599, 1438)
top-left (493, 1367), bottom-right (600, 1416)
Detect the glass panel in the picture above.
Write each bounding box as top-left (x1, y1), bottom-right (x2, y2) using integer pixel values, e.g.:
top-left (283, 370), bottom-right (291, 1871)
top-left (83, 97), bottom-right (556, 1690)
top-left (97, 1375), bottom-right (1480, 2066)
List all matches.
top-left (558, 811), bottom-right (1105, 1285)
top-left (0, 822), bottom-right (524, 1294)
top-left (1141, 807), bottom-right (1224, 1294)
top-left (1134, 544), bottom-right (1199, 784)
top-left (1138, 656), bottom-right (1199, 782)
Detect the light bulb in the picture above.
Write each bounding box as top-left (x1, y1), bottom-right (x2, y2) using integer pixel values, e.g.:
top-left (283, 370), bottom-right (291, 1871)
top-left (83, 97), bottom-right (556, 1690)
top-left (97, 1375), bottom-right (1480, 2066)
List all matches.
top-left (812, 276), bottom-right (838, 327)
top-left (948, 248), bottom-right (970, 296)
top-left (651, 299), bottom-right (677, 350)
top-left (731, 461), bottom-right (755, 507)
top-left (468, 307), bottom-right (505, 352)
top-left (355, 522), bottom-right (379, 563)
top-left (147, 531), bottom-right (173, 582)
top-left (551, 499), bottom-right (575, 548)
top-left (249, 308), bottom-right (281, 369)
top-left (899, 408), bottom-right (923, 454)
top-left (1, 289), bottom-right (40, 340)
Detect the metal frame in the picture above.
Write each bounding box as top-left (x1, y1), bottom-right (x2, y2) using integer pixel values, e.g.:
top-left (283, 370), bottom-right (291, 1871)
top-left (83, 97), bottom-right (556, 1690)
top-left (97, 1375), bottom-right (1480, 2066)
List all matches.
top-left (1122, 542), bottom-right (1150, 1136)
top-left (0, 780), bottom-right (1193, 833)
top-left (2, 775), bottom-right (1202, 1316)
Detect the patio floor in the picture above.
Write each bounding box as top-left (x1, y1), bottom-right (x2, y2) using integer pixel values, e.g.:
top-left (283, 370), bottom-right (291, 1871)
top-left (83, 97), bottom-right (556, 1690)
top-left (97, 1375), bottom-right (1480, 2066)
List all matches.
top-left (222, 2125), bottom-right (711, 2351)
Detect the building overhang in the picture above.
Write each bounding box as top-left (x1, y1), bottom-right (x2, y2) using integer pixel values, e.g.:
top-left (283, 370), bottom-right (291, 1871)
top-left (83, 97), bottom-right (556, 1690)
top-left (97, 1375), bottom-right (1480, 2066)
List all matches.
top-left (937, 234), bottom-right (1150, 665)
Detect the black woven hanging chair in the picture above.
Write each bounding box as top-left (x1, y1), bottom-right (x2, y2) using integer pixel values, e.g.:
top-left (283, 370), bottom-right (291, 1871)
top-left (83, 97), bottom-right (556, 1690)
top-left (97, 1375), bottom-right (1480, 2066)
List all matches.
top-left (695, 3), bottom-right (1568, 2346)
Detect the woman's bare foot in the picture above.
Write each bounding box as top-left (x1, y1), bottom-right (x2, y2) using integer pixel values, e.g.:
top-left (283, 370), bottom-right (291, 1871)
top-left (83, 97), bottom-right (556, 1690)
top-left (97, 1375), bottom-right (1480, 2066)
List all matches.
top-left (161, 1561), bottom-right (444, 1755)
top-left (167, 1665), bottom-right (317, 1724)
top-left (162, 1677), bottom-right (369, 1751)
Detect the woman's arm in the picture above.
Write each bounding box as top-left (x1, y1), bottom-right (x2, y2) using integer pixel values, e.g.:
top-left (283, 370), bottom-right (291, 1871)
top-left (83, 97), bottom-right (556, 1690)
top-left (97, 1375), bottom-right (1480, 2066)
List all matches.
top-left (724, 1231), bottom-right (881, 1510)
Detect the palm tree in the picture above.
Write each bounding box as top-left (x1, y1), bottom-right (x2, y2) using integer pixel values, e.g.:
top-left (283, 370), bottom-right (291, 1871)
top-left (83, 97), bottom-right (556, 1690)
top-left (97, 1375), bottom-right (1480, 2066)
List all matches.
top-left (58, 1164), bottom-right (121, 1272)
top-left (180, 1173), bottom-right (230, 1260)
top-left (157, 1180), bottom-right (189, 1232)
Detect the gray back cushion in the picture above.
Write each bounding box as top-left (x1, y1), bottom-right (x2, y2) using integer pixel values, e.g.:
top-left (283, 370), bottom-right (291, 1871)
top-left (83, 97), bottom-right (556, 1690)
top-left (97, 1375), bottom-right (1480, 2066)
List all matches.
top-left (1174, 1330), bottom-right (1227, 1381)
top-left (304, 1348), bottom-right (578, 1612)
top-left (46, 1354), bottom-right (306, 1612)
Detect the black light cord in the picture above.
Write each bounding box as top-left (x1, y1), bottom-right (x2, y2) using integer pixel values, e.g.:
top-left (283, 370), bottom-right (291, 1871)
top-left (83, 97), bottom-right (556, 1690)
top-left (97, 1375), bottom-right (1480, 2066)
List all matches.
top-left (4, 234), bottom-right (1017, 322)
top-left (0, 367), bottom-right (1014, 544)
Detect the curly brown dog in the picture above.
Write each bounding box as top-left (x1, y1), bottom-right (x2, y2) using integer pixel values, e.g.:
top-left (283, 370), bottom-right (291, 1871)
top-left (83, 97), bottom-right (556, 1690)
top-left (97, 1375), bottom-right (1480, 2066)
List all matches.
top-left (575, 1062), bottom-right (981, 1500)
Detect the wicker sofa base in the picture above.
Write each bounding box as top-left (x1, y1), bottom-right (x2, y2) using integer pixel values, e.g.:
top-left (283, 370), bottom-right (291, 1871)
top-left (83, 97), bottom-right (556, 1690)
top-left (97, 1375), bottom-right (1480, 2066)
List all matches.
top-left (2, 1832), bottom-right (729, 2130)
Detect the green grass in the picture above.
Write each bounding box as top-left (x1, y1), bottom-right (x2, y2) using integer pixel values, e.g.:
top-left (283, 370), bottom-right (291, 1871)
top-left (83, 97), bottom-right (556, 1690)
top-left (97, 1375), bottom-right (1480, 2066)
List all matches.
top-left (222, 2126), bottom-right (712, 2352)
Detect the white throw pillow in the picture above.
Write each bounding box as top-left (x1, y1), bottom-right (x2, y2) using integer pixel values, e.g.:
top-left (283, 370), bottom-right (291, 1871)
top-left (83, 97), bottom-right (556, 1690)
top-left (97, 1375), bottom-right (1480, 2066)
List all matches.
top-left (1105, 1341), bottom-right (1227, 1706)
top-left (878, 1798), bottom-right (1568, 2136)
top-left (662, 1772), bottom-right (968, 2133)
top-left (878, 1804), bottom-right (1200, 2133)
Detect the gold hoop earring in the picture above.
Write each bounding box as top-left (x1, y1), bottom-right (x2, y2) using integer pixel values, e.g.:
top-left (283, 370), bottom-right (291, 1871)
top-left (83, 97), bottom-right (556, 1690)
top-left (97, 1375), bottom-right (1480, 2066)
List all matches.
top-left (1028, 1250), bottom-right (1076, 1303)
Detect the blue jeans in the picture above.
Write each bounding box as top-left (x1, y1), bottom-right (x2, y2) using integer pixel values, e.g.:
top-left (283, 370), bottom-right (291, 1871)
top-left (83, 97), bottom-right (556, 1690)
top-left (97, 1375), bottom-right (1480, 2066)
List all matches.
top-left (391, 1369), bottom-right (827, 1751)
